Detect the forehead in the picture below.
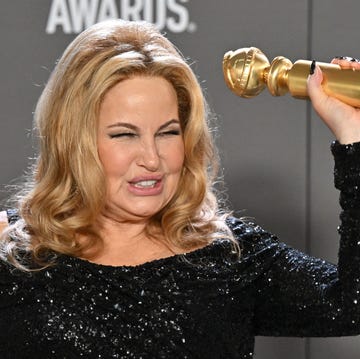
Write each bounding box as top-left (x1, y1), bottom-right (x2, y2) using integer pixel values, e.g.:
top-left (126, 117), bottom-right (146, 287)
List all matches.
top-left (99, 76), bottom-right (179, 127)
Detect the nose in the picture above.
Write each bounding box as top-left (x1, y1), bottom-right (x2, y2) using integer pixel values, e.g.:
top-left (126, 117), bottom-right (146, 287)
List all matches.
top-left (137, 137), bottom-right (160, 171)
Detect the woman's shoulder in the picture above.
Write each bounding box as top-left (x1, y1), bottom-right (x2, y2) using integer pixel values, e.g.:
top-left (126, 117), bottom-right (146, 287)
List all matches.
top-left (226, 216), bottom-right (275, 240)
top-left (0, 253), bottom-right (26, 305)
top-left (225, 216), bottom-right (283, 256)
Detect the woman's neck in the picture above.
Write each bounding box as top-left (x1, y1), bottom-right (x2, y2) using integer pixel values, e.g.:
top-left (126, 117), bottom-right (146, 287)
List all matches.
top-left (79, 214), bottom-right (177, 266)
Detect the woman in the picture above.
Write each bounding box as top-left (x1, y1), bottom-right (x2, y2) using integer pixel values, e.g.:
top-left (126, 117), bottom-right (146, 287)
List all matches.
top-left (0, 19), bottom-right (359, 358)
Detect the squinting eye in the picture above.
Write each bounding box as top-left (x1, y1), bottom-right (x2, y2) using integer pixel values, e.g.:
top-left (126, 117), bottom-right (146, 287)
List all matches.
top-left (109, 133), bottom-right (137, 139)
top-left (158, 130), bottom-right (181, 137)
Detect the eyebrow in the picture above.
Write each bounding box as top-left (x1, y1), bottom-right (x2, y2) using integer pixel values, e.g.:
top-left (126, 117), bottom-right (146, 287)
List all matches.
top-left (106, 119), bottom-right (180, 131)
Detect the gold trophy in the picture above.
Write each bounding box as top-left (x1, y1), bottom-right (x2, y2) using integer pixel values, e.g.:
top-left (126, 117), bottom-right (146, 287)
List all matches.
top-left (223, 47), bottom-right (360, 107)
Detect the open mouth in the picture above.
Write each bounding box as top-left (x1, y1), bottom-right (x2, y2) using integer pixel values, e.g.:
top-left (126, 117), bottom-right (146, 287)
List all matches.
top-left (132, 180), bottom-right (159, 188)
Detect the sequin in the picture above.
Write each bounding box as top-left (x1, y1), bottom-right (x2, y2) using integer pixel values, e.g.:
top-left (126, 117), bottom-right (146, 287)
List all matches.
top-left (0, 141), bottom-right (360, 358)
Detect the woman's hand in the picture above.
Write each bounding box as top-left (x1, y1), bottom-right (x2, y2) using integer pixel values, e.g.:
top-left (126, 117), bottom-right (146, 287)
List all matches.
top-left (307, 58), bottom-right (360, 144)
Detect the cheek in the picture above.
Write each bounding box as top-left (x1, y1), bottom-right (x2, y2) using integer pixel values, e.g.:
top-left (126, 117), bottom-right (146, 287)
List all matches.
top-left (98, 144), bottom-right (130, 177)
top-left (174, 149), bottom-right (185, 172)
top-left (162, 141), bottom-right (185, 172)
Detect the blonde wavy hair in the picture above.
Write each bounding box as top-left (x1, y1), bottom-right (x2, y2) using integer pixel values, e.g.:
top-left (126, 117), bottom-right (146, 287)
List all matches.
top-left (1, 20), bottom-right (234, 270)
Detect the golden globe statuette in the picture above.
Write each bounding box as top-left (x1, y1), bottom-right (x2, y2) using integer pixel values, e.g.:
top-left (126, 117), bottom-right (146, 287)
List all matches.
top-left (223, 47), bottom-right (360, 107)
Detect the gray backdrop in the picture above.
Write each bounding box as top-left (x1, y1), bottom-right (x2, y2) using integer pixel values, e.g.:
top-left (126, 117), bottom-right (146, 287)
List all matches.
top-left (0, 1), bottom-right (359, 358)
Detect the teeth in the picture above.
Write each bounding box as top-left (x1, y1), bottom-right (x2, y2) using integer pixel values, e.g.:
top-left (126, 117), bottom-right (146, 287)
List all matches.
top-left (133, 180), bottom-right (158, 188)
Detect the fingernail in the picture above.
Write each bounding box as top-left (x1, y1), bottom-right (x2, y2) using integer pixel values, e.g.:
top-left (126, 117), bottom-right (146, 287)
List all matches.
top-left (310, 60), bottom-right (316, 75)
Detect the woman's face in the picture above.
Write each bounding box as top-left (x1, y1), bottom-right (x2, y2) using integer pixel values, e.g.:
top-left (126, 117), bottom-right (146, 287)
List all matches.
top-left (97, 76), bottom-right (185, 222)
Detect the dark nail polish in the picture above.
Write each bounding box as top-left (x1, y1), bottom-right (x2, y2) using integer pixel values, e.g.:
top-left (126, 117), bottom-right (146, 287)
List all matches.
top-left (310, 60), bottom-right (316, 75)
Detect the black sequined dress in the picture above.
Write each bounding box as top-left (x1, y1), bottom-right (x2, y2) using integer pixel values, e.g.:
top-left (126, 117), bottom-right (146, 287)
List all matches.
top-left (1, 141), bottom-right (360, 359)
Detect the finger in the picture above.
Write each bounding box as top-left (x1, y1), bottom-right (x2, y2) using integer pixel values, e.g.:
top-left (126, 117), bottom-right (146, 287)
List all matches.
top-left (331, 57), bottom-right (360, 70)
top-left (333, 59), bottom-right (352, 69)
top-left (307, 64), bottom-right (334, 120)
top-left (307, 64), bottom-right (325, 101)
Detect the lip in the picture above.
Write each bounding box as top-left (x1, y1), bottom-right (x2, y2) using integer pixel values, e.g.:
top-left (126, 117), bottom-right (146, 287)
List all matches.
top-left (129, 174), bottom-right (163, 183)
top-left (127, 175), bottom-right (164, 196)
